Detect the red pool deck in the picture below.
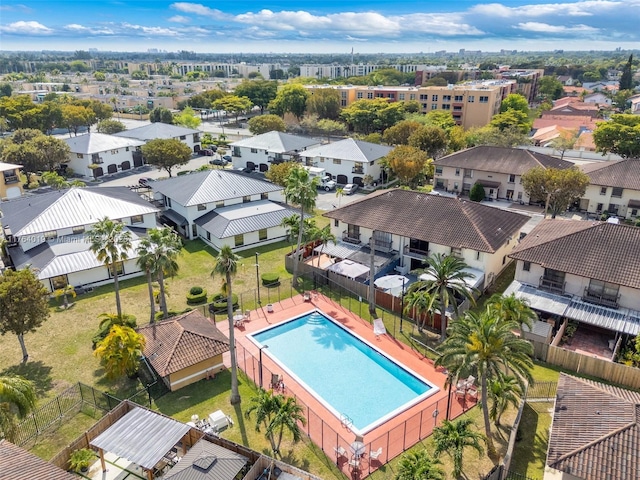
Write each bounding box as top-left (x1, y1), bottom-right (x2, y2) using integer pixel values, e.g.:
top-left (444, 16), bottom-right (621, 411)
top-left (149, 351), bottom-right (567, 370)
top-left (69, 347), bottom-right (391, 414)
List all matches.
top-left (217, 292), bottom-right (476, 476)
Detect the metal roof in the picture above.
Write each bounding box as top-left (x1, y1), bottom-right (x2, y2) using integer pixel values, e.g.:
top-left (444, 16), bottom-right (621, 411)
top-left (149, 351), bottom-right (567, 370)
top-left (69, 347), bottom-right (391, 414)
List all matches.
top-left (503, 281), bottom-right (572, 316)
top-left (63, 133), bottom-right (144, 154)
top-left (300, 138), bottom-right (392, 162)
top-left (164, 438), bottom-right (248, 480)
top-left (163, 209), bottom-right (189, 227)
top-left (522, 320), bottom-right (553, 338)
top-left (91, 407), bottom-right (191, 471)
top-left (0, 161), bottom-right (23, 172)
top-left (113, 123), bottom-right (199, 141)
top-left (151, 170), bottom-right (282, 207)
top-left (564, 299), bottom-right (640, 336)
top-left (313, 241), bottom-right (363, 259)
top-left (327, 259), bottom-right (370, 279)
top-left (230, 131), bottom-right (320, 153)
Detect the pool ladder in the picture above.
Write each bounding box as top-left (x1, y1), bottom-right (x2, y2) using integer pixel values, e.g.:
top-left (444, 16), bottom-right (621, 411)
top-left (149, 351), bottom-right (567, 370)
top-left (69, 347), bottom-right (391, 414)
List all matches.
top-left (340, 413), bottom-right (353, 429)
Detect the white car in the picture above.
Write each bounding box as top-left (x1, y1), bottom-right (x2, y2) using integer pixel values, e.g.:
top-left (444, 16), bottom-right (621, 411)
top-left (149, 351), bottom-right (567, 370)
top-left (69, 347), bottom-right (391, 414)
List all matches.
top-left (343, 183), bottom-right (359, 195)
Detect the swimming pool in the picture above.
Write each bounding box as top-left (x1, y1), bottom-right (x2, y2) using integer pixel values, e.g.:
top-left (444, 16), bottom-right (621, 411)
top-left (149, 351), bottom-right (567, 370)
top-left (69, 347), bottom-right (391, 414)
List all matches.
top-left (250, 310), bottom-right (438, 434)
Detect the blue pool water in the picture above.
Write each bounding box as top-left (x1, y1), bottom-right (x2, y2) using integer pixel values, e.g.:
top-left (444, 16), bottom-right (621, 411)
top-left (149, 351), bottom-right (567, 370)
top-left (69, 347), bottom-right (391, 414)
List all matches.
top-left (250, 310), bottom-right (436, 433)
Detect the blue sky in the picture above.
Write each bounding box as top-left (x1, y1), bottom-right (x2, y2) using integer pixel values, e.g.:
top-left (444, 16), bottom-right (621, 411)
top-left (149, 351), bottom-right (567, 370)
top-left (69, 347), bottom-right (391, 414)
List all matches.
top-left (1, 0), bottom-right (639, 53)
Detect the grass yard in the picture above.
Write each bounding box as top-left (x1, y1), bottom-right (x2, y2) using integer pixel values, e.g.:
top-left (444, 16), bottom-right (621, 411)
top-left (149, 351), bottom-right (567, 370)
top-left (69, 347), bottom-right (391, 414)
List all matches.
top-left (509, 402), bottom-right (553, 480)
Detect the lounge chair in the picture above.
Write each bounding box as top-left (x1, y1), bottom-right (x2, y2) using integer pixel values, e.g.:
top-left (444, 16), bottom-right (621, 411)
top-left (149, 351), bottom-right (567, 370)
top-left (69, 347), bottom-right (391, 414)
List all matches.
top-left (270, 373), bottom-right (280, 390)
top-left (466, 375), bottom-right (476, 388)
top-left (334, 446), bottom-right (347, 457)
top-left (373, 318), bottom-right (387, 336)
top-left (369, 447), bottom-right (383, 460)
top-left (243, 310), bottom-right (251, 322)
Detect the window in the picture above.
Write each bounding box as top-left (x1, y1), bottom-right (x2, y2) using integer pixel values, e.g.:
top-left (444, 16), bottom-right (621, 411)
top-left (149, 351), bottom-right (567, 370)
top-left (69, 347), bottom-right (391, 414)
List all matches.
top-left (454, 95), bottom-right (464, 102)
top-left (234, 234), bottom-right (244, 247)
top-left (431, 95), bottom-right (438, 101)
top-left (259, 229), bottom-right (268, 241)
top-left (367, 92), bottom-right (373, 99)
top-left (508, 174), bottom-right (516, 183)
top-left (44, 230), bottom-right (57, 240)
top-left (398, 93), bottom-right (405, 100)
top-left (179, 135), bottom-right (186, 140)
top-left (76, 153), bottom-right (83, 159)
top-left (333, 159), bottom-right (341, 165)
top-left (479, 96), bottom-right (489, 103)
top-left (334, 219), bottom-right (339, 227)
top-left (126, 147), bottom-right (130, 152)
top-left (216, 200), bottom-right (224, 208)
top-left (632, 209), bottom-right (638, 217)
top-left (453, 182), bottom-right (459, 190)
top-left (357, 92), bottom-right (363, 99)
top-left (409, 94), bottom-right (416, 100)
top-left (251, 148), bottom-right (258, 153)
top-left (111, 149), bottom-right (118, 155)
top-left (600, 186), bottom-right (607, 195)
top-left (455, 168), bottom-right (460, 176)
top-left (109, 261), bottom-right (124, 278)
top-left (451, 247), bottom-right (463, 258)
top-left (612, 187), bottom-right (623, 198)
top-left (431, 103), bottom-right (438, 110)
top-left (517, 192), bottom-right (523, 201)
top-left (347, 224), bottom-right (360, 240)
top-left (443, 95), bottom-right (451, 101)
top-left (468, 96), bottom-right (475, 103)
top-left (131, 215), bottom-right (143, 224)
top-left (192, 224), bottom-right (197, 237)
top-left (523, 261), bottom-right (531, 271)
top-left (435, 166), bottom-right (443, 175)
top-left (261, 193), bottom-right (268, 200)
top-left (72, 226), bottom-right (85, 234)
top-left (206, 231), bottom-right (211, 240)
top-left (596, 203), bottom-right (603, 212)
top-left (243, 196), bottom-right (251, 203)
top-left (420, 94), bottom-right (428, 100)
top-left (51, 274), bottom-right (68, 290)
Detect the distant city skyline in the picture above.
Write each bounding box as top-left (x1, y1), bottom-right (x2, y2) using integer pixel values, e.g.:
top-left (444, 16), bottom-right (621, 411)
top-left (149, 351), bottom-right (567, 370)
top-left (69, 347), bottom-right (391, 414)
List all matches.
top-left (1, 0), bottom-right (639, 54)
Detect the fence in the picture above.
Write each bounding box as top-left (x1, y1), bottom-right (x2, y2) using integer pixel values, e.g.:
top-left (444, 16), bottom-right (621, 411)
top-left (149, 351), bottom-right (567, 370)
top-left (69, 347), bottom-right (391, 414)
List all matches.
top-left (525, 381), bottom-right (557, 402)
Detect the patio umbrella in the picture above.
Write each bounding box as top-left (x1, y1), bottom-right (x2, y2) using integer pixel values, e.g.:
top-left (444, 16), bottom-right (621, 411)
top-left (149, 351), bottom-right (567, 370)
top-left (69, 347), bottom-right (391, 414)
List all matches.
top-left (374, 275), bottom-right (408, 297)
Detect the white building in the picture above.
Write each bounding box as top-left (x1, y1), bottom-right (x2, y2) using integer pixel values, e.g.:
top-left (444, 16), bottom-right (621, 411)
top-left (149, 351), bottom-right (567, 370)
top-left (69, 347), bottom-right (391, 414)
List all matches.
top-left (114, 123), bottom-right (202, 153)
top-left (580, 159), bottom-right (640, 218)
top-left (63, 133), bottom-right (145, 179)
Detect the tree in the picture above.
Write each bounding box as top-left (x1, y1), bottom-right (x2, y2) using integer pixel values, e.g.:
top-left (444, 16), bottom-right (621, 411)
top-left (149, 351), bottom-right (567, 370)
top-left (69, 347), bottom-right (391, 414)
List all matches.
top-left (268, 84), bottom-right (310, 120)
top-left (316, 119), bottom-right (347, 142)
top-left (0, 269), bottom-right (50, 363)
top-left (489, 108), bottom-right (532, 134)
top-left (94, 71), bottom-right (106, 81)
top-left (395, 450), bottom-right (444, 480)
top-left (383, 120), bottom-right (423, 146)
top-left (53, 284), bottom-right (76, 310)
top-left (265, 161), bottom-right (298, 187)
top-left (0, 83), bottom-right (12, 98)
top-left (619, 54), bottom-right (634, 91)
top-left (593, 114), bottom-right (640, 158)
top-left (408, 125), bottom-right (449, 159)
top-left (469, 183), bottom-right (486, 202)
top-left (173, 107), bottom-right (201, 129)
top-left (386, 145), bottom-right (429, 188)
top-left (500, 93), bottom-right (530, 114)
top-left (404, 290), bottom-right (438, 332)
top-left (234, 79), bottom-right (278, 114)
top-left (550, 129), bottom-right (579, 160)
top-left (486, 293), bottom-right (536, 332)
top-left (313, 225), bottom-right (336, 267)
top-left (94, 325), bottom-right (146, 379)
top-left (29, 135), bottom-right (70, 171)
top-left (435, 310), bottom-right (533, 455)
top-left (521, 166), bottom-right (589, 218)
top-left (149, 106), bottom-right (174, 124)
top-left (340, 98), bottom-right (405, 134)
top-left (538, 76), bottom-right (564, 100)
top-left (87, 217), bottom-right (133, 318)
top-left (248, 114), bottom-right (286, 134)
top-left (432, 418), bottom-right (484, 478)
top-left (142, 138), bottom-right (191, 177)
top-left (211, 245), bottom-right (241, 405)
top-left (306, 88), bottom-right (341, 120)
top-left (466, 125), bottom-right (531, 148)
top-left (213, 95), bottom-right (253, 123)
top-left (488, 373), bottom-right (523, 427)
top-left (96, 119), bottom-right (126, 134)
top-left (0, 375), bottom-right (36, 442)
top-left (284, 166), bottom-right (318, 285)
top-left (60, 104), bottom-right (93, 136)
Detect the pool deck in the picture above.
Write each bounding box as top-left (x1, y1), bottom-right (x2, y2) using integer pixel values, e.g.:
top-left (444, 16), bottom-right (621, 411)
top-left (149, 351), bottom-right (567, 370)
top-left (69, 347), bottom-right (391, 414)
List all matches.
top-left (217, 291), bottom-right (476, 475)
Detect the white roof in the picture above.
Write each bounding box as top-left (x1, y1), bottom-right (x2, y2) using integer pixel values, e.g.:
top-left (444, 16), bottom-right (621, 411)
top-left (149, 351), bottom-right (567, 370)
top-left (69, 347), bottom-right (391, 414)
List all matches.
top-left (327, 259), bottom-right (370, 279)
top-left (0, 162), bottom-right (22, 172)
top-left (63, 133), bottom-right (144, 154)
top-left (113, 122), bottom-right (199, 141)
top-left (300, 138), bottom-right (392, 162)
top-left (215, 199), bottom-right (283, 221)
top-left (419, 266), bottom-right (485, 290)
top-left (230, 131), bottom-right (320, 153)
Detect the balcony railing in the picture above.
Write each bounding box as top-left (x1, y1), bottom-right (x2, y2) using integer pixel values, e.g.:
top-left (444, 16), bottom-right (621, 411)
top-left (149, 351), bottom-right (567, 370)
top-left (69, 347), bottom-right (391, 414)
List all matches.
top-left (342, 230), bottom-right (361, 244)
top-left (583, 288), bottom-right (620, 309)
top-left (369, 237), bottom-right (393, 253)
top-left (539, 276), bottom-right (566, 294)
top-left (3, 174), bottom-right (19, 184)
top-left (403, 245), bottom-right (429, 259)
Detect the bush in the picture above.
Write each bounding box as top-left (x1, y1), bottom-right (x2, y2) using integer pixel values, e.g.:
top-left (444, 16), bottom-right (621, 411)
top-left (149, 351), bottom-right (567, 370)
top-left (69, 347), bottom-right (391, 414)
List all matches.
top-left (189, 286), bottom-right (203, 295)
top-left (177, 170), bottom-right (191, 176)
top-left (155, 310), bottom-right (179, 321)
top-left (261, 272), bottom-right (280, 287)
top-left (469, 183), bottom-right (485, 202)
top-left (68, 448), bottom-right (95, 473)
top-left (209, 293), bottom-right (239, 314)
top-left (187, 288), bottom-right (207, 304)
top-left (92, 313), bottom-right (137, 349)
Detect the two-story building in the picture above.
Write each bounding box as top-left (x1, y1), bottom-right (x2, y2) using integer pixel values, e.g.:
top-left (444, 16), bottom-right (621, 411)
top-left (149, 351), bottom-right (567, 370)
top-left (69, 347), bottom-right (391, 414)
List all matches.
top-left (579, 159), bottom-right (640, 218)
top-left (150, 170), bottom-right (298, 251)
top-left (505, 219), bottom-right (640, 341)
top-left (298, 138), bottom-right (392, 186)
top-left (434, 146), bottom-right (575, 201)
top-left (0, 162), bottom-right (23, 199)
top-left (229, 131), bottom-right (321, 173)
top-left (1, 187), bottom-right (159, 292)
top-left (114, 123), bottom-right (202, 153)
top-left (63, 133), bottom-right (145, 179)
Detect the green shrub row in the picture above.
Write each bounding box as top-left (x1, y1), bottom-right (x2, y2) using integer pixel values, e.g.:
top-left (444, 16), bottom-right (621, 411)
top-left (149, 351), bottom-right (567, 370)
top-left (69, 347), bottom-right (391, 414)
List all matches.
top-left (186, 291), bottom-right (208, 304)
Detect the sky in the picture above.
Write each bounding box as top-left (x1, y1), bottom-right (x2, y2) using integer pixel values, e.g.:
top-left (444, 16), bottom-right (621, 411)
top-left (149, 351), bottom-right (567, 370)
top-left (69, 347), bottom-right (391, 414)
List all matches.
top-left (1, 0), bottom-right (639, 54)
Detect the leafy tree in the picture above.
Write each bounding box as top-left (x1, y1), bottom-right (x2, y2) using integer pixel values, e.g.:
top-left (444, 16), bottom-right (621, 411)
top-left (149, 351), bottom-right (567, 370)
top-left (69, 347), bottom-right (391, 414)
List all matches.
top-left (489, 108), bottom-right (532, 134)
top-left (30, 134), bottom-right (70, 171)
top-left (404, 289), bottom-right (438, 332)
top-left (500, 93), bottom-right (530, 114)
top-left (423, 110), bottom-right (457, 131)
top-left (436, 310), bottom-right (533, 455)
top-left (312, 225), bottom-right (336, 267)
top-left (386, 145), bottom-right (429, 188)
top-left (42, 171), bottom-right (70, 189)
top-left (213, 95), bottom-right (253, 123)
top-left (619, 54), bottom-right (634, 91)
top-left (316, 118), bottom-right (347, 141)
top-left (248, 114), bottom-right (286, 134)
top-left (149, 106), bottom-right (174, 124)
top-left (97, 119), bottom-right (126, 134)
top-left (268, 84), bottom-right (310, 120)
top-left (0, 269), bottom-right (50, 363)
top-left (521, 166), bottom-right (589, 218)
top-left (142, 138), bottom-right (191, 177)
top-left (340, 98), bottom-right (405, 134)
top-left (469, 183), bottom-right (486, 202)
top-left (0, 95), bottom-right (46, 131)
top-left (593, 114), bottom-right (640, 158)
top-left (173, 106), bottom-right (201, 129)
top-left (131, 70), bottom-right (149, 80)
top-left (265, 161), bottom-right (298, 187)
top-left (432, 418), bottom-right (484, 477)
top-left (93, 71), bottom-right (106, 81)
top-left (0, 131), bottom-right (45, 181)
top-left (549, 129), bottom-right (579, 160)
top-left (383, 120), bottom-right (423, 146)
top-left (447, 125), bottom-right (468, 153)
top-left (94, 325), bottom-right (145, 379)
top-left (488, 373), bottom-right (523, 427)
top-left (466, 125), bottom-right (531, 148)
top-left (211, 246), bottom-right (241, 405)
top-left (0, 375), bottom-right (36, 442)
top-left (284, 166), bottom-right (318, 285)
top-left (395, 450), bottom-right (444, 480)
top-left (538, 76), bottom-right (564, 100)
top-left (234, 79), bottom-right (278, 114)
top-left (92, 313), bottom-right (137, 348)
top-left (0, 83), bottom-right (12, 98)
top-left (53, 284), bottom-right (76, 309)
top-left (87, 217), bottom-right (133, 318)
top-left (60, 104), bottom-right (93, 136)
top-left (305, 88), bottom-right (341, 120)
top-left (408, 125), bottom-right (448, 159)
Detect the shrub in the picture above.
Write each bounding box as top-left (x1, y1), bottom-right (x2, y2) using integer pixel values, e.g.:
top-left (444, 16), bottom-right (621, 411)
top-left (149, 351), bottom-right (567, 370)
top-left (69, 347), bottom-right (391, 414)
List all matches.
top-left (68, 448), bottom-right (95, 473)
top-left (209, 293), bottom-right (239, 314)
top-left (177, 170), bottom-right (191, 176)
top-left (189, 286), bottom-right (203, 295)
top-left (155, 310), bottom-right (179, 321)
top-left (92, 313), bottom-right (137, 349)
top-left (261, 272), bottom-right (280, 287)
top-left (187, 288), bottom-right (207, 304)
top-left (469, 183), bottom-right (485, 202)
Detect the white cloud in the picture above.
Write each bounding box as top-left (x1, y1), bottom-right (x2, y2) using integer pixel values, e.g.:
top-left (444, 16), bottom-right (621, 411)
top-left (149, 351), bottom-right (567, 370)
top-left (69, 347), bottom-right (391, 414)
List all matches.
top-left (170, 2), bottom-right (225, 19)
top-left (0, 4), bottom-right (32, 13)
top-left (168, 15), bottom-right (190, 24)
top-left (516, 22), bottom-right (599, 33)
top-left (0, 20), bottom-right (52, 35)
top-left (122, 23), bottom-right (182, 37)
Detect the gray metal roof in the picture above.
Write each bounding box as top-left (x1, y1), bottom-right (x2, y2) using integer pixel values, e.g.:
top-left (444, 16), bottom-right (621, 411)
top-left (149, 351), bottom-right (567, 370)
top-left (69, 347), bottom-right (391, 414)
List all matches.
top-left (195, 200), bottom-right (299, 238)
top-left (164, 438), bottom-right (248, 480)
top-left (113, 123), bottom-right (199, 141)
top-left (230, 131), bottom-right (320, 153)
top-left (503, 281), bottom-right (572, 316)
top-left (564, 299), bottom-right (640, 336)
top-left (522, 320), bottom-right (553, 338)
top-left (151, 170), bottom-right (282, 207)
top-left (163, 208), bottom-right (189, 227)
top-left (63, 133), bottom-right (144, 154)
top-left (300, 138), bottom-right (392, 162)
top-left (313, 241), bottom-right (363, 259)
top-left (91, 407), bottom-right (191, 471)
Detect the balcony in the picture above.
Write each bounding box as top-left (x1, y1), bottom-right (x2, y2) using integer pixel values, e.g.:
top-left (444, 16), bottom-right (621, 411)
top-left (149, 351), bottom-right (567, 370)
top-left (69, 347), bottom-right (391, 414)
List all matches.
top-left (403, 245), bottom-right (429, 260)
top-left (352, 167), bottom-right (364, 174)
top-left (539, 276), bottom-right (565, 295)
top-left (369, 237), bottom-right (393, 253)
top-left (342, 230), bottom-right (361, 244)
top-left (583, 288), bottom-right (620, 309)
top-left (3, 174), bottom-right (19, 184)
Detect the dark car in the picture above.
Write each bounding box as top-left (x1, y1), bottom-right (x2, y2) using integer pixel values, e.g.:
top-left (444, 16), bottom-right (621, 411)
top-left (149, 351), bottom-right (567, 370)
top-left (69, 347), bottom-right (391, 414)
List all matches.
top-left (209, 158), bottom-right (229, 166)
top-left (138, 177), bottom-right (154, 187)
top-left (222, 155), bottom-right (232, 163)
top-left (198, 149), bottom-right (215, 156)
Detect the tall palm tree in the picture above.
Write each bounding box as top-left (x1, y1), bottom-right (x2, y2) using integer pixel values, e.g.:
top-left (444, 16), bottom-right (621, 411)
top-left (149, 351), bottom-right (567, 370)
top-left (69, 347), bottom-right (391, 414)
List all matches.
top-left (435, 310), bottom-right (533, 456)
top-left (489, 373), bottom-right (523, 427)
top-left (335, 187), bottom-right (344, 207)
top-left (410, 253), bottom-right (475, 341)
top-left (87, 217), bottom-right (133, 318)
top-left (432, 418), bottom-right (484, 478)
top-left (281, 214), bottom-right (300, 253)
top-left (404, 289), bottom-right (438, 332)
top-left (395, 450), bottom-right (445, 480)
top-left (313, 225), bottom-right (336, 266)
top-left (136, 242), bottom-right (157, 324)
top-left (486, 293), bottom-right (537, 332)
top-left (284, 166), bottom-right (318, 286)
top-left (0, 375), bottom-right (36, 442)
top-left (211, 245), bottom-right (241, 404)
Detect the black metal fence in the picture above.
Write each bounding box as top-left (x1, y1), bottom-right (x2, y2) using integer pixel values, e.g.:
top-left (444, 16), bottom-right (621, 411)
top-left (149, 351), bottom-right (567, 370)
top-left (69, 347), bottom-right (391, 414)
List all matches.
top-left (483, 466), bottom-right (540, 480)
top-left (525, 381), bottom-right (557, 402)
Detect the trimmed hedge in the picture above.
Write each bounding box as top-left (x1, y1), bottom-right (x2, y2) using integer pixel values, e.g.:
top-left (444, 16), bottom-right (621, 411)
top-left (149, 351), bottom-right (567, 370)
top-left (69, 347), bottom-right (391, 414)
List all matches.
top-left (187, 290), bottom-right (207, 304)
top-left (209, 293), bottom-right (239, 314)
top-left (154, 308), bottom-right (192, 322)
top-left (190, 286), bottom-right (203, 295)
top-left (261, 272), bottom-right (280, 287)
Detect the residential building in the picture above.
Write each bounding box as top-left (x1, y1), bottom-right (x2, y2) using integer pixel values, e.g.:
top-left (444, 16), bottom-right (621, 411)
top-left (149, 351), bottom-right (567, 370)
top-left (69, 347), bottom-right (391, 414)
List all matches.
top-left (1, 187), bottom-right (159, 292)
top-left (150, 170), bottom-right (297, 251)
top-left (114, 123), bottom-right (202, 153)
top-left (434, 146), bottom-right (574, 201)
top-left (298, 138), bottom-right (392, 186)
top-left (0, 440), bottom-right (76, 480)
top-left (495, 68), bottom-right (544, 103)
top-left (579, 159), bottom-right (640, 218)
top-left (0, 161), bottom-right (23, 199)
top-left (229, 131), bottom-right (321, 172)
top-left (629, 93), bottom-right (640, 115)
top-left (63, 133), bottom-right (145, 179)
top-left (583, 92), bottom-right (612, 105)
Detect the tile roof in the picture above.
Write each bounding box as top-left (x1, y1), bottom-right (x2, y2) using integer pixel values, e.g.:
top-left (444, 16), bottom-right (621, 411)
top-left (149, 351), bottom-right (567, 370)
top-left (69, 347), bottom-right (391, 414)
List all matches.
top-left (300, 138), bottom-right (393, 162)
top-left (532, 115), bottom-right (598, 132)
top-left (229, 131), bottom-right (320, 153)
top-left (324, 188), bottom-right (529, 253)
top-left (150, 170), bottom-right (282, 207)
top-left (510, 219), bottom-right (640, 290)
top-left (581, 159), bottom-right (640, 190)
top-left (63, 132), bottom-right (144, 154)
top-left (0, 187), bottom-right (159, 237)
top-left (547, 374), bottom-right (640, 480)
top-left (137, 310), bottom-right (229, 377)
top-left (113, 122), bottom-right (199, 141)
top-left (0, 440), bottom-right (77, 480)
top-left (435, 146), bottom-right (574, 175)
top-left (163, 438), bottom-right (248, 480)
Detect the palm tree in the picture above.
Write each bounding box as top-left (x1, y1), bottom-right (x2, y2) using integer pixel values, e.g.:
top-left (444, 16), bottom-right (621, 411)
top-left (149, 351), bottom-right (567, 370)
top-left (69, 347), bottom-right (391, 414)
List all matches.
top-left (211, 245), bottom-right (241, 405)
top-left (489, 373), bottom-right (523, 427)
top-left (435, 310), bottom-right (533, 456)
top-left (486, 293), bottom-right (536, 332)
top-left (0, 375), bottom-right (36, 442)
top-left (410, 253), bottom-right (476, 341)
top-left (93, 325), bottom-right (146, 379)
top-left (335, 187), bottom-right (344, 207)
top-left (284, 167), bottom-right (318, 286)
top-left (136, 242), bottom-right (157, 324)
top-left (432, 418), bottom-right (484, 478)
top-left (87, 217), bottom-right (133, 318)
top-left (404, 289), bottom-right (438, 332)
top-left (313, 225), bottom-right (336, 267)
top-left (150, 228), bottom-right (181, 320)
top-left (280, 214), bottom-right (300, 253)
top-left (395, 450), bottom-right (445, 480)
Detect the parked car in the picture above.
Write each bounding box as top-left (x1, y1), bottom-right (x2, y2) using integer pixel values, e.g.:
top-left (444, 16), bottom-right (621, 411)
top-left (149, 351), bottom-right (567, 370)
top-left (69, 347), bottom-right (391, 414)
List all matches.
top-left (209, 158), bottom-right (228, 166)
top-left (198, 149), bottom-right (215, 156)
top-left (222, 155), bottom-right (232, 163)
top-left (138, 177), bottom-right (154, 187)
top-left (343, 183), bottom-right (359, 195)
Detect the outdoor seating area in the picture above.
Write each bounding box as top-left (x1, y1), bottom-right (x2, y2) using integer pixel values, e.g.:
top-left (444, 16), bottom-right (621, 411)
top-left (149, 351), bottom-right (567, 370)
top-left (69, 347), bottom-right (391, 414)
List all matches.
top-left (234, 309), bottom-right (252, 327)
top-left (270, 373), bottom-right (286, 393)
top-left (187, 410), bottom-right (233, 436)
top-left (455, 375), bottom-right (477, 402)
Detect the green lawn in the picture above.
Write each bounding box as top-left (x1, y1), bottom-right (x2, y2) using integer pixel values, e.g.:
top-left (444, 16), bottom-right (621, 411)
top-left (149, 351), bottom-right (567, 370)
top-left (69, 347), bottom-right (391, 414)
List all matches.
top-left (509, 402), bottom-right (553, 479)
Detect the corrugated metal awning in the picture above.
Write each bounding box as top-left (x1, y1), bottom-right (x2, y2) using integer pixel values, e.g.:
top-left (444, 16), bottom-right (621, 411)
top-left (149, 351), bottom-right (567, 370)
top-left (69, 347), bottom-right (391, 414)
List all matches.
top-left (564, 299), bottom-right (639, 335)
top-left (476, 179), bottom-right (502, 188)
top-left (91, 407), bottom-right (191, 471)
top-left (628, 199), bottom-right (640, 208)
top-left (162, 209), bottom-right (189, 227)
top-left (503, 281), bottom-right (572, 316)
top-left (313, 241), bottom-right (364, 259)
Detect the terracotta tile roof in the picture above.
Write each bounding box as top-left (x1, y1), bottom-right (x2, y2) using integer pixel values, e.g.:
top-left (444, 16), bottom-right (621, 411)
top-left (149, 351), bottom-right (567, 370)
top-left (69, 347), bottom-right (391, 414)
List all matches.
top-left (547, 374), bottom-right (640, 480)
top-left (510, 219), bottom-right (640, 289)
top-left (0, 440), bottom-right (76, 480)
top-left (580, 159), bottom-right (640, 190)
top-left (138, 310), bottom-right (230, 377)
top-left (435, 146), bottom-right (574, 175)
top-left (324, 188), bottom-right (529, 253)
top-left (533, 115), bottom-right (598, 131)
